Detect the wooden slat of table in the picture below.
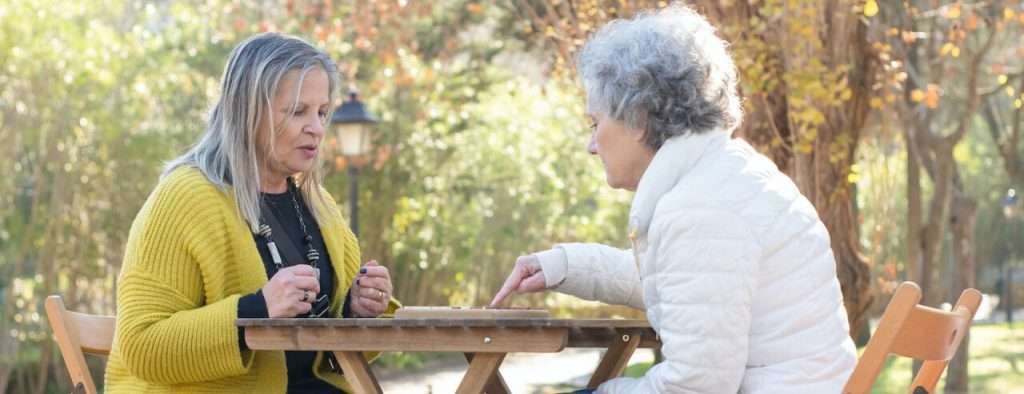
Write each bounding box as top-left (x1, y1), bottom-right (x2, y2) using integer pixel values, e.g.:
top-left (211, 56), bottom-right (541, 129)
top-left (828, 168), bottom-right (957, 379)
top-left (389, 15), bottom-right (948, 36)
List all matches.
top-left (456, 353), bottom-right (506, 394)
top-left (587, 329), bottom-right (643, 389)
top-left (237, 318), bottom-right (652, 329)
top-left (244, 326), bottom-right (567, 353)
top-left (464, 353), bottom-right (511, 394)
top-left (567, 326), bottom-right (660, 348)
top-left (333, 351), bottom-right (382, 394)
top-left (238, 318), bottom-right (661, 394)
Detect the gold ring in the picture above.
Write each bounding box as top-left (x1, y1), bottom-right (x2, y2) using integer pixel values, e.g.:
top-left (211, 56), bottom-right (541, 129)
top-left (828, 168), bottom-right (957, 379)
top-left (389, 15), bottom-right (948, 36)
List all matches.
top-left (302, 290), bottom-right (310, 303)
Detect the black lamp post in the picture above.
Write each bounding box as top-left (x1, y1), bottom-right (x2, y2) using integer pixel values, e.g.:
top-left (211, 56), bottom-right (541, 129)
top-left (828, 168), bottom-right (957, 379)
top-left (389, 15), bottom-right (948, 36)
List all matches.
top-left (1003, 188), bottom-right (1019, 326)
top-left (331, 91), bottom-right (377, 237)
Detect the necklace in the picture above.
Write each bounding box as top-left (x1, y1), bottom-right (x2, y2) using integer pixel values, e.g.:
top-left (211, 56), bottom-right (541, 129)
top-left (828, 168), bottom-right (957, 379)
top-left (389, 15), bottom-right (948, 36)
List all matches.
top-left (256, 179), bottom-right (330, 318)
top-left (256, 178), bottom-right (320, 278)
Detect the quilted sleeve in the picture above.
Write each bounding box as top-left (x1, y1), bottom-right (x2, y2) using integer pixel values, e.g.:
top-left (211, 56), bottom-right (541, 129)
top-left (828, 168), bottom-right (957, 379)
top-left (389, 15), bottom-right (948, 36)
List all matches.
top-left (598, 206), bottom-right (761, 393)
top-left (552, 243), bottom-right (645, 310)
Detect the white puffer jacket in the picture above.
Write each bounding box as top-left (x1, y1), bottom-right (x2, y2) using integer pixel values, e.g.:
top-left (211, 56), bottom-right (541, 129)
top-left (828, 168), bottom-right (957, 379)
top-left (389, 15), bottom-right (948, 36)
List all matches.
top-left (537, 130), bottom-right (857, 393)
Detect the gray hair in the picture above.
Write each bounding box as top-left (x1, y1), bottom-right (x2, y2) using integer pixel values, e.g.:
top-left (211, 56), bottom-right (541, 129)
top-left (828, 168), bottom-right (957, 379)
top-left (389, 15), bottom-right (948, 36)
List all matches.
top-left (165, 32), bottom-right (340, 233)
top-left (577, 4), bottom-right (742, 150)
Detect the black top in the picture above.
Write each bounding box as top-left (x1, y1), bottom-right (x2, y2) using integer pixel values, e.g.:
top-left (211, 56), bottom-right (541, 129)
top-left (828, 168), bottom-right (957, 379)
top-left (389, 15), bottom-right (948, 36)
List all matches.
top-left (237, 186), bottom-right (350, 394)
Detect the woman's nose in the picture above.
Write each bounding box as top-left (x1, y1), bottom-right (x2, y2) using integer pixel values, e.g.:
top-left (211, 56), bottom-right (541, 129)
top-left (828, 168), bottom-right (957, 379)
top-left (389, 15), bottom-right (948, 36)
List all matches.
top-left (308, 117), bottom-right (326, 137)
top-left (587, 132), bottom-right (598, 155)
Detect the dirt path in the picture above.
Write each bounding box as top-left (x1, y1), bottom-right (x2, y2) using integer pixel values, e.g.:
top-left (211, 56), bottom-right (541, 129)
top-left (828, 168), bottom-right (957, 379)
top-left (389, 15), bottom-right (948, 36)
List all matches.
top-left (377, 349), bottom-right (655, 393)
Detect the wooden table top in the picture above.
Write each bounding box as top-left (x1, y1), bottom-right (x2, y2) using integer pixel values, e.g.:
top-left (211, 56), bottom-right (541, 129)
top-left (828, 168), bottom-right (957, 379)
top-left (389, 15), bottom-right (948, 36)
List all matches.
top-left (236, 317), bottom-right (653, 329)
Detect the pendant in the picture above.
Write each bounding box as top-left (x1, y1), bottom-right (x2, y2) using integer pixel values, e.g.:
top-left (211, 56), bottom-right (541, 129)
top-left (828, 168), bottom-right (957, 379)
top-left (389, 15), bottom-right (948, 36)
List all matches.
top-left (259, 224), bottom-right (284, 268)
top-left (267, 242), bottom-right (283, 268)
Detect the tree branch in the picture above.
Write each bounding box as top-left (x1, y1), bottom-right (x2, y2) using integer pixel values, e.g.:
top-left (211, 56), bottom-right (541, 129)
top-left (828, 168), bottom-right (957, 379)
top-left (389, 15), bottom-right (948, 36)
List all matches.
top-left (944, 14), bottom-right (998, 145)
top-left (980, 71), bottom-right (1024, 99)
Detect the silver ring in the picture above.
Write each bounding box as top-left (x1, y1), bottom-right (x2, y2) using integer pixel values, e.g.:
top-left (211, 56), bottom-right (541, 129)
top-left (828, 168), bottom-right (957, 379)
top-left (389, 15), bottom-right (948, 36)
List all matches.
top-left (378, 289), bottom-right (385, 299)
top-left (302, 290), bottom-right (310, 303)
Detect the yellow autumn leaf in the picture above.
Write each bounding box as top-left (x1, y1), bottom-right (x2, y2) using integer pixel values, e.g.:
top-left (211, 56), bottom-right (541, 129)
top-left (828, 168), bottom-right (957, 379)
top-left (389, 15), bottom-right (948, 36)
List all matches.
top-left (910, 89), bottom-right (925, 102)
top-left (999, 74), bottom-right (1009, 85)
top-left (1009, 86), bottom-right (1018, 97)
top-left (940, 42), bottom-right (955, 56)
top-left (864, 0), bottom-right (879, 17)
top-left (1005, 7), bottom-right (1016, 20)
top-left (870, 97), bottom-right (883, 108)
top-left (946, 4), bottom-right (961, 19)
top-left (1016, 99), bottom-right (1023, 109)
top-left (840, 88), bottom-right (852, 101)
top-left (951, 46), bottom-right (961, 57)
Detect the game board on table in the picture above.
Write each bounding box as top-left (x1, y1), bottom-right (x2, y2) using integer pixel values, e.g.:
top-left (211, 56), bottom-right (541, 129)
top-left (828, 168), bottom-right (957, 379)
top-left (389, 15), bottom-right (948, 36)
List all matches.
top-left (394, 306), bottom-right (550, 319)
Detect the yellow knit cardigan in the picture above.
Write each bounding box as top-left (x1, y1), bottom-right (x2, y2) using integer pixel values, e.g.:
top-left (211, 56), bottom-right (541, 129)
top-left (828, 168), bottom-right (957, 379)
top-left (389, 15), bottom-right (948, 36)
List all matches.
top-left (104, 167), bottom-right (397, 393)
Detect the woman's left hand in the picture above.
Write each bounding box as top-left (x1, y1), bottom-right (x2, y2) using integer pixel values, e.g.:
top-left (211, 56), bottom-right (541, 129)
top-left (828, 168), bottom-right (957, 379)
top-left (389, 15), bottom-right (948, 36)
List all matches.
top-left (349, 260), bottom-right (392, 317)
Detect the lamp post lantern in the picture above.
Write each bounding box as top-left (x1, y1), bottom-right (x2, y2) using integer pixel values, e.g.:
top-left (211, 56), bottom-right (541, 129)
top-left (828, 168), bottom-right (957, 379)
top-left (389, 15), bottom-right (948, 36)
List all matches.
top-left (331, 91), bottom-right (377, 237)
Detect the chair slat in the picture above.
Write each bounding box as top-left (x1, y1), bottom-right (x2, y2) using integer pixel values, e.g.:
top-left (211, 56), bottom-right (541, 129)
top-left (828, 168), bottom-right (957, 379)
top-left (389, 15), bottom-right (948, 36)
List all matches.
top-left (842, 282), bottom-right (981, 394)
top-left (45, 295), bottom-right (116, 394)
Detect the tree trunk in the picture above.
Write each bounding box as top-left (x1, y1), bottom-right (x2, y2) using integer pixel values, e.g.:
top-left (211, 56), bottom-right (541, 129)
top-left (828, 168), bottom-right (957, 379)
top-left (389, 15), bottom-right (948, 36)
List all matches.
top-left (30, 339), bottom-right (50, 394)
top-left (946, 191), bottom-right (977, 393)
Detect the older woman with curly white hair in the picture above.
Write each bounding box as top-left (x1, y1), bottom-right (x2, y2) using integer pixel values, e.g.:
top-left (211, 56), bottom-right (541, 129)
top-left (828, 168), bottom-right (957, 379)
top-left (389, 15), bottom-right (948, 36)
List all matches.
top-left (491, 5), bottom-right (857, 393)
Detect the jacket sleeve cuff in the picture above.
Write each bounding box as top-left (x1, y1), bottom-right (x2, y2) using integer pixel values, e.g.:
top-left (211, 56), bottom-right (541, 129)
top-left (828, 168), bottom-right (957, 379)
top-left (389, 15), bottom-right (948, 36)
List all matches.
top-left (238, 290), bottom-right (269, 319)
top-left (535, 248), bottom-right (568, 289)
top-left (342, 290), bottom-right (354, 318)
top-left (237, 290), bottom-right (269, 352)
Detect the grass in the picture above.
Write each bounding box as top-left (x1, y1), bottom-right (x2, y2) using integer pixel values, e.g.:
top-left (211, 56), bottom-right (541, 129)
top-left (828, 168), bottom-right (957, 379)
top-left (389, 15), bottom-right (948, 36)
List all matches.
top-left (621, 323), bottom-right (1023, 393)
top-left (870, 322), bottom-right (1023, 394)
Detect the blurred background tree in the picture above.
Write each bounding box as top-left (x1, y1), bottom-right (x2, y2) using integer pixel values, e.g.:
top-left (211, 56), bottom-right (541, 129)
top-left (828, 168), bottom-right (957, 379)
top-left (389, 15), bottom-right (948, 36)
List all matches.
top-left (1, 0), bottom-right (1022, 393)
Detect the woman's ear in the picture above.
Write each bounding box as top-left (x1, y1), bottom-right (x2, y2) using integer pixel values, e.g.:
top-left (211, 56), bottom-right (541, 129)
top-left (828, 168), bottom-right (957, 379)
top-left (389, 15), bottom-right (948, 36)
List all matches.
top-left (629, 114), bottom-right (649, 144)
top-left (633, 128), bottom-right (648, 143)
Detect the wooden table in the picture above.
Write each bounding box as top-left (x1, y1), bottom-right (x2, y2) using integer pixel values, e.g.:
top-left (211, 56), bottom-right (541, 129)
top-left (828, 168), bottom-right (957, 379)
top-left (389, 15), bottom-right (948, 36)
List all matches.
top-left (237, 318), bottom-right (659, 394)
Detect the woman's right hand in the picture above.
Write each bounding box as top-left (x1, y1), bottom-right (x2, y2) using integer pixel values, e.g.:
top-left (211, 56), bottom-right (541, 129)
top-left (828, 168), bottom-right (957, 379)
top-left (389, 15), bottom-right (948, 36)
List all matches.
top-left (489, 254), bottom-right (547, 307)
top-left (262, 265), bottom-right (321, 318)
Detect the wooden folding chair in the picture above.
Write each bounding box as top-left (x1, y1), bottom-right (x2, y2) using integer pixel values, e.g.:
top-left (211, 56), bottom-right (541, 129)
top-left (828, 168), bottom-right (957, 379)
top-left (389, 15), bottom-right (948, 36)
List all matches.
top-left (44, 295), bottom-right (116, 394)
top-left (843, 281), bottom-right (981, 394)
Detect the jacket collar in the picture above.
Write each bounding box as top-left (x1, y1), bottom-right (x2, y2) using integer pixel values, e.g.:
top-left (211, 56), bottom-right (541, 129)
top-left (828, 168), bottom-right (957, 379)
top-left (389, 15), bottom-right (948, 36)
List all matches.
top-left (628, 129), bottom-right (731, 239)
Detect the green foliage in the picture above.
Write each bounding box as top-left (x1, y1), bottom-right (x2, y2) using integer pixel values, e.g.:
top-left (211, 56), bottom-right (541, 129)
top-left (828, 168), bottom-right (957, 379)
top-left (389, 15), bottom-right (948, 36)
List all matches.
top-left (1, 0), bottom-right (225, 379)
top-left (356, 72), bottom-right (629, 306)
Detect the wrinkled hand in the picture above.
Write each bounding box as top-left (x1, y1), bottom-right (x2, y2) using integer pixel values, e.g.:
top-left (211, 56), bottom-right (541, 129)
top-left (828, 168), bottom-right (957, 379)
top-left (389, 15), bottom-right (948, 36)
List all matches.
top-left (262, 265), bottom-right (321, 318)
top-left (350, 260), bottom-right (392, 317)
top-left (489, 254), bottom-right (547, 307)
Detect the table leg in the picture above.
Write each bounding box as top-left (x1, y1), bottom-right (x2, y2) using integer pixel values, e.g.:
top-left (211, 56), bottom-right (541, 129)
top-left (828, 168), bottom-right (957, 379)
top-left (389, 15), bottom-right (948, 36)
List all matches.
top-left (456, 352), bottom-right (506, 394)
top-left (587, 330), bottom-right (641, 389)
top-left (333, 351), bottom-right (383, 394)
top-left (464, 353), bottom-right (511, 394)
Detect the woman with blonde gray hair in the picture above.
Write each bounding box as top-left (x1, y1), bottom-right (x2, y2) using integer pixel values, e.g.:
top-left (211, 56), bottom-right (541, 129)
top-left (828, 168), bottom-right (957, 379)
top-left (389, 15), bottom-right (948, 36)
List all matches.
top-left (492, 5), bottom-right (856, 393)
top-left (105, 32), bottom-right (398, 393)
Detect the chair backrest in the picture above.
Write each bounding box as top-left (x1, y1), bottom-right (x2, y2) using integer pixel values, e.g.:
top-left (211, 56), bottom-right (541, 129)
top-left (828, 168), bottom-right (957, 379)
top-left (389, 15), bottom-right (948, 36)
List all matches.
top-left (44, 295), bottom-right (116, 394)
top-left (843, 281), bottom-right (982, 394)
